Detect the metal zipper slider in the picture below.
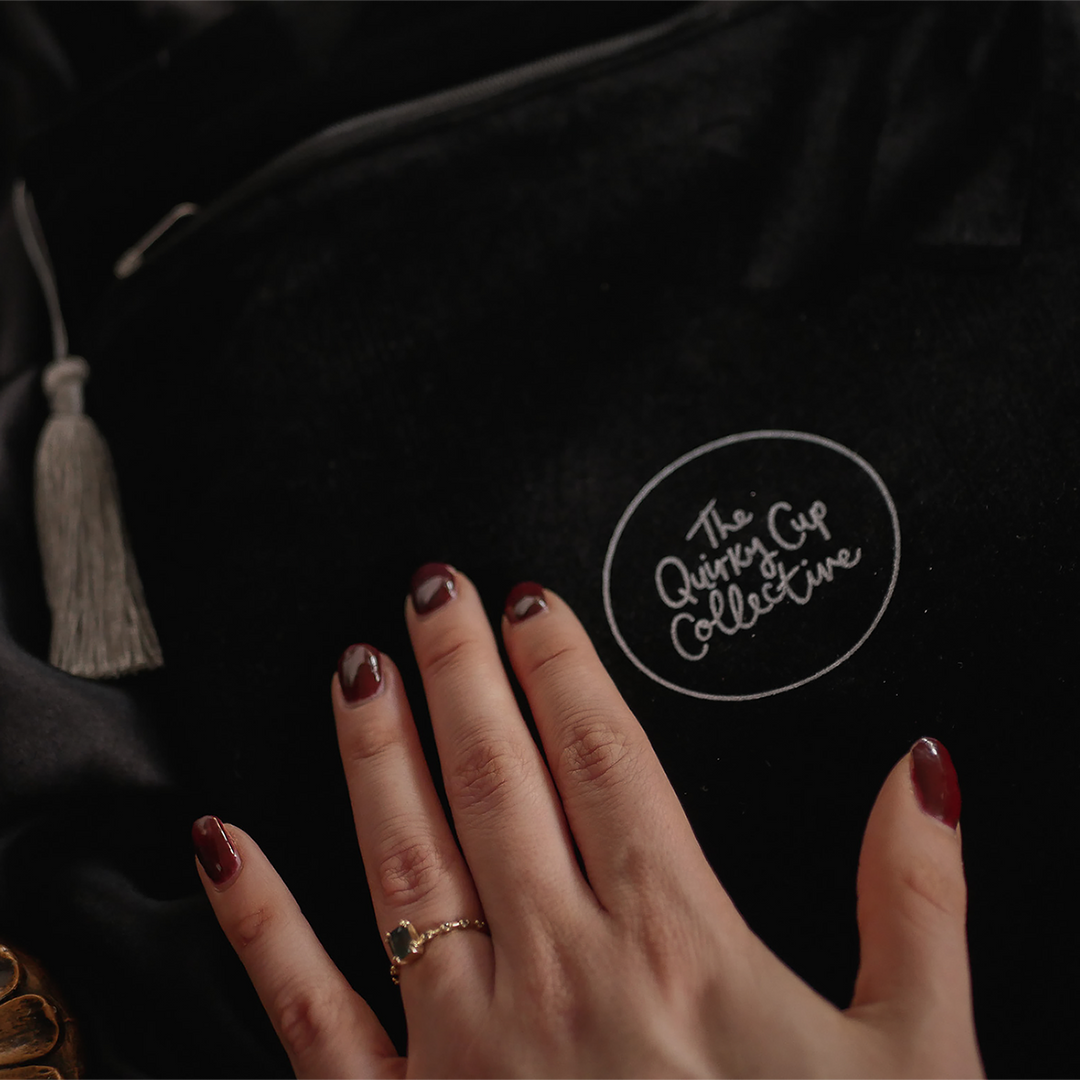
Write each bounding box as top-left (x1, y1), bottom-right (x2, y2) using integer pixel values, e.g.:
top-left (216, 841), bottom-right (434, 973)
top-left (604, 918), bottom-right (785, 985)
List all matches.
top-left (113, 202), bottom-right (199, 279)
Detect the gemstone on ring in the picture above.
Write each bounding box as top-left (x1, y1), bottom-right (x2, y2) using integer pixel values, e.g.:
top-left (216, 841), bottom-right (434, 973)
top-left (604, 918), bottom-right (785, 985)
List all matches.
top-left (384, 917), bottom-right (490, 984)
top-left (387, 921), bottom-right (423, 963)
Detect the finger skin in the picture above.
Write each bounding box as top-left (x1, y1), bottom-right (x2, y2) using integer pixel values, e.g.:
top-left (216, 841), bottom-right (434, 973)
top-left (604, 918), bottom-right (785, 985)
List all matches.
top-left (502, 587), bottom-right (735, 919)
top-left (194, 820), bottom-right (403, 1079)
top-left (405, 568), bottom-right (593, 930)
top-left (332, 650), bottom-right (480, 947)
top-left (848, 743), bottom-right (984, 1077)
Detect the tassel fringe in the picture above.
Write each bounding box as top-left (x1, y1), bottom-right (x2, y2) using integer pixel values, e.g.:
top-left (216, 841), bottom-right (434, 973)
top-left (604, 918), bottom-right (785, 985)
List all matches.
top-left (34, 358), bottom-right (163, 678)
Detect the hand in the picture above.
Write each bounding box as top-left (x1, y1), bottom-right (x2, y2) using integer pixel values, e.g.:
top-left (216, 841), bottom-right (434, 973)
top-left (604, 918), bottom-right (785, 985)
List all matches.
top-left (193, 564), bottom-right (983, 1078)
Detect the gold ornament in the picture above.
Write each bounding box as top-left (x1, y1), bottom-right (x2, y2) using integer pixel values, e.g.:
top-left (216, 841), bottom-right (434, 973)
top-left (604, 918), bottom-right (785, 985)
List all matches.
top-left (0, 942), bottom-right (83, 1078)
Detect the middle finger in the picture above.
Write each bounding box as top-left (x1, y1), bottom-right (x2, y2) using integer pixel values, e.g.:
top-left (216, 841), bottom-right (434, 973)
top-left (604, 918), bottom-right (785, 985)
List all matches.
top-left (406, 563), bottom-right (593, 926)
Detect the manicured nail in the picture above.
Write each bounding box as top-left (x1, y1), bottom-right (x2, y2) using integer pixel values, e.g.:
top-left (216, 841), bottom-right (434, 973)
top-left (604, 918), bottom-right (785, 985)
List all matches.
top-left (411, 563), bottom-right (457, 614)
top-left (192, 815), bottom-right (242, 887)
top-left (910, 737), bottom-right (961, 829)
top-left (338, 643), bottom-right (383, 704)
top-left (505, 581), bottom-right (548, 623)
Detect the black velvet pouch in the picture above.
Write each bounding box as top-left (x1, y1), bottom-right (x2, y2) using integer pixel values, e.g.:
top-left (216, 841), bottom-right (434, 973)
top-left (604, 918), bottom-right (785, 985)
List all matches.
top-left (2, 3), bottom-right (1077, 1076)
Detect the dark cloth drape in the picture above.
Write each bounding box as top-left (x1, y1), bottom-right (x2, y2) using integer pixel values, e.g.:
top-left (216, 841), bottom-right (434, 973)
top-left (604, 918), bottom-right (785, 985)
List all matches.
top-left (1, 4), bottom-right (1076, 1076)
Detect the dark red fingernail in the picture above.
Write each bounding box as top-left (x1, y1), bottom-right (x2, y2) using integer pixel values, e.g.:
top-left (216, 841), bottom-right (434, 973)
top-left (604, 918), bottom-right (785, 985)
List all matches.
top-left (910, 737), bottom-right (961, 829)
top-left (411, 563), bottom-right (457, 614)
top-left (505, 581), bottom-right (548, 623)
top-left (338, 643), bottom-right (383, 704)
top-left (192, 815), bottom-right (242, 887)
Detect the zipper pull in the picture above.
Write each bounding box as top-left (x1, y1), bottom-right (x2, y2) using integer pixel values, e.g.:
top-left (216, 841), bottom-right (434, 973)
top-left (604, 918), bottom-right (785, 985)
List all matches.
top-left (114, 202), bottom-right (199, 279)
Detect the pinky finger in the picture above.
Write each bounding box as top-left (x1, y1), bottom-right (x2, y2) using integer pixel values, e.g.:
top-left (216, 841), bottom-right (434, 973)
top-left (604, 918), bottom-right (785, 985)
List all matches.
top-left (193, 816), bottom-right (404, 1080)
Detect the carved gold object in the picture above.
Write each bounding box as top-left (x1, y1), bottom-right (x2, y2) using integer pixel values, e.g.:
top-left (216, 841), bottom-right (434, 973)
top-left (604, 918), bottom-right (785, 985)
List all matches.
top-left (0, 943), bottom-right (82, 1079)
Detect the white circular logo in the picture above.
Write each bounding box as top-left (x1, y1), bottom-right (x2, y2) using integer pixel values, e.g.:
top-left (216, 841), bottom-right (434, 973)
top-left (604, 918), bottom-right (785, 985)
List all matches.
top-left (602, 431), bottom-right (900, 701)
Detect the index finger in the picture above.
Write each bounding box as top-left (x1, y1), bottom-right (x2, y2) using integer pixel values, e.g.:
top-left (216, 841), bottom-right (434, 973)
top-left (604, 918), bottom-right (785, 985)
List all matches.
top-left (192, 818), bottom-right (401, 1079)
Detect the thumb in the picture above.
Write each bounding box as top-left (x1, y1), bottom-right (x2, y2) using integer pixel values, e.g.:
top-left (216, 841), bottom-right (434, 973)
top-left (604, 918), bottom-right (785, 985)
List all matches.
top-left (849, 738), bottom-right (982, 1075)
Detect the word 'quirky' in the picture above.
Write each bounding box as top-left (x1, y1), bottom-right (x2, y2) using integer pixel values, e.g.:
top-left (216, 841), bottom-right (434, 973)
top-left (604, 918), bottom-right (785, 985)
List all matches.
top-left (656, 498), bottom-right (861, 661)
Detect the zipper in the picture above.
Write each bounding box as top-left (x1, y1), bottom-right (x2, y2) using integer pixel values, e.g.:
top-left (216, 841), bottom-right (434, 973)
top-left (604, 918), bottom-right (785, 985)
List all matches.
top-left (114, 1), bottom-right (757, 279)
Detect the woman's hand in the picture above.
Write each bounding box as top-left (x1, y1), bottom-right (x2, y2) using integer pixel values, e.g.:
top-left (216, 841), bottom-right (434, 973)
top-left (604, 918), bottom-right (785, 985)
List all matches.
top-left (192, 564), bottom-right (983, 1078)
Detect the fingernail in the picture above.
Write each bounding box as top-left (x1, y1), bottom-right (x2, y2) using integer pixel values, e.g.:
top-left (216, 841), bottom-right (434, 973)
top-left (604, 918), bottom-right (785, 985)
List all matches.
top-left (505, 581), bottom-right (548, 623)
top-left (411, 562), bottom-right (457, 615)
top-left (192, 815), bottom-right (242, 888)
top-left (338, 643), bottom-right (383, 704)
top-left (910, 737), bottom-right (961, 829)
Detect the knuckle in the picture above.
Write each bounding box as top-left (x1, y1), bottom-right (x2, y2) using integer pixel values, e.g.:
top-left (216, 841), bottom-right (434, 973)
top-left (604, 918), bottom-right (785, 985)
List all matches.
top-left (898, 856), bottom-right (967, 922)
top-left (558, 717), bottom-right (642, 791)
top-left (521, 959), bottom-right (582, 1033)
top-left (372, 831), bottom-right (449, 909)
top-left (228, 905), bottom-right (276, 951)
top-left (422, 634), bottom-right (485, 683)
top-left (629, 916), bottom-right (683, 984)
top-left (521, 642), bottom-right (581, 682)
top-left (448, 734), bottom-right (529, 816)
top-left (272, 981), bottom-right (346, 1061)
top-left (338, 719), bottom-right (399, 770)
top-left (507, 928), bottom-right (590, 1018)
top-left (609, 845), bottom-right (685, 925)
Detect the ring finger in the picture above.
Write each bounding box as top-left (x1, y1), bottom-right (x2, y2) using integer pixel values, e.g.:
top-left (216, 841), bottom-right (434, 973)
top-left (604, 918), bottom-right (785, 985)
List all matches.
top-left (333, 642), bottom-right (489, 996)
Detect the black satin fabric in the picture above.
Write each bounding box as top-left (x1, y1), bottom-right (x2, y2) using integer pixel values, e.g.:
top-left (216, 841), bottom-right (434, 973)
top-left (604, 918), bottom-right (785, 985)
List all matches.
top-left (1, 4), bottom-right (1077, 1076)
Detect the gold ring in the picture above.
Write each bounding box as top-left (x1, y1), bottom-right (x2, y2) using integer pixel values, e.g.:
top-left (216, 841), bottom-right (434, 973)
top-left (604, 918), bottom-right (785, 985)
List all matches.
top-left (384, 918), bottom-right (489, 984)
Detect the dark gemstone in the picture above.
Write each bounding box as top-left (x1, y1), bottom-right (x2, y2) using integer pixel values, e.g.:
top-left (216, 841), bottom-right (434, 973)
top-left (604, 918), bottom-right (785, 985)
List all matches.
top-left (388, 925), bottom-right (415, 961)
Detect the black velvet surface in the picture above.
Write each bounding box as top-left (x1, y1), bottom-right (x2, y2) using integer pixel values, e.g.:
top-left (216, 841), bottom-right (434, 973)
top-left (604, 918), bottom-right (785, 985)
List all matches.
top-left (1, 3), bottom-right (1077, 1076)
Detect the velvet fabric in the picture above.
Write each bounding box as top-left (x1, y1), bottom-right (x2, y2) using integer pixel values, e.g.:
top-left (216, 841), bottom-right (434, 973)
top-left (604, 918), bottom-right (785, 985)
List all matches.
top-left (1, 3), bottom-right (1077, 1076)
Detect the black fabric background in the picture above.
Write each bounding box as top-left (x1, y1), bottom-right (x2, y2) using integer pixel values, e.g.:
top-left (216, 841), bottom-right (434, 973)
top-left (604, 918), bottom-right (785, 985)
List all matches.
top-left (1, 3), bottom-right (1077, 1076)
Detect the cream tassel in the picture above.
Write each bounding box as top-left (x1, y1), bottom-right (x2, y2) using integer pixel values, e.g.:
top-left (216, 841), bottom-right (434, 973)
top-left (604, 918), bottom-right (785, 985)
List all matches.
top-left (13, 181), bottom-right (163, 677)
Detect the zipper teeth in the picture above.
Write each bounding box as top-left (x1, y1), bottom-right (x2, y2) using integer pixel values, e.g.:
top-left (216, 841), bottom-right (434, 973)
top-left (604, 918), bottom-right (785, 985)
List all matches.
top-left (120, 1), bottom-right (740, 276)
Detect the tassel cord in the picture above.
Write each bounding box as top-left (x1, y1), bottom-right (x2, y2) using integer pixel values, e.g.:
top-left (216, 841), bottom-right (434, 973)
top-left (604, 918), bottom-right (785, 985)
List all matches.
top-left (10, 178), bottom-right (163, 677)
top-left (12, 179), bottom-right (69, 362)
